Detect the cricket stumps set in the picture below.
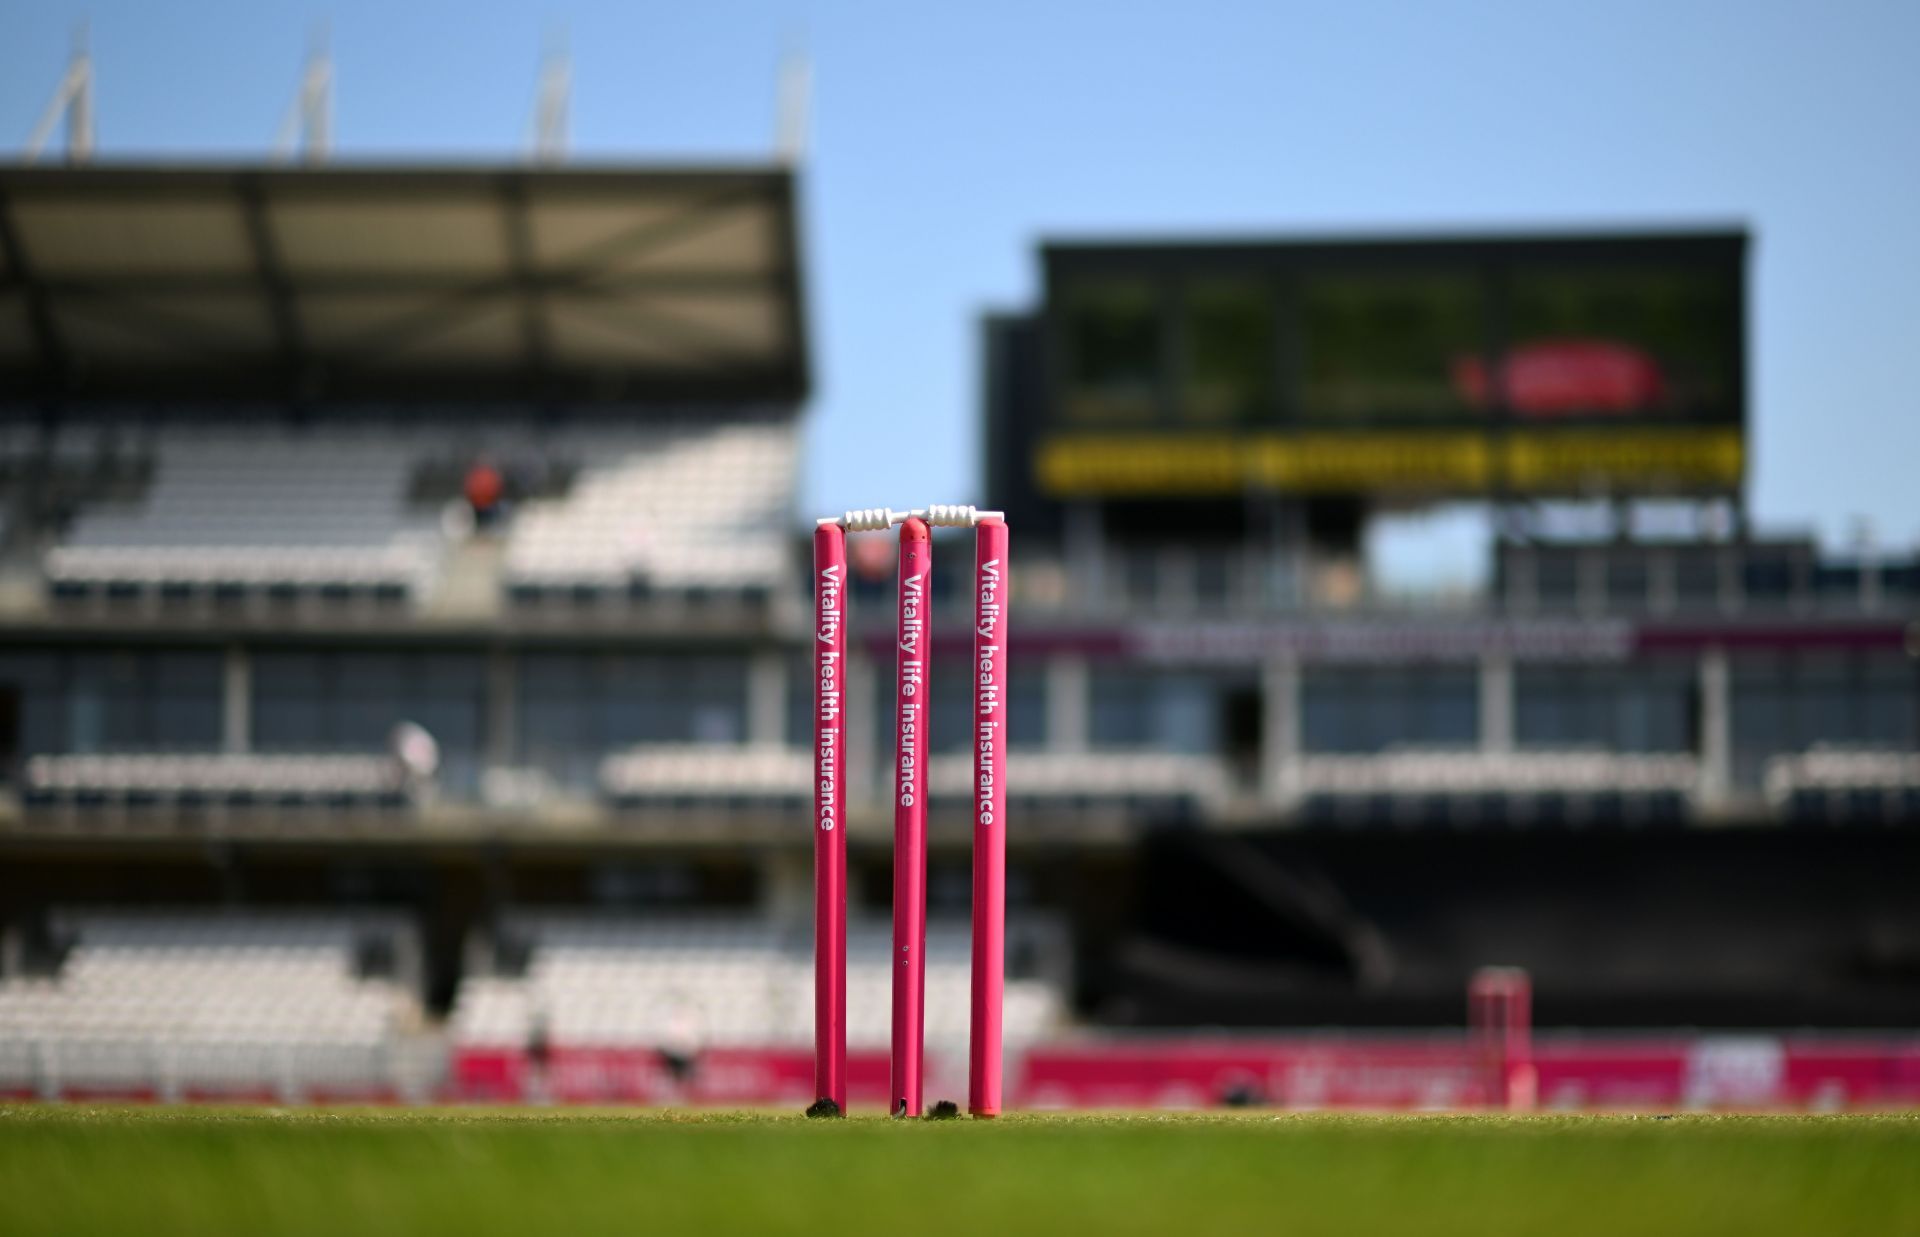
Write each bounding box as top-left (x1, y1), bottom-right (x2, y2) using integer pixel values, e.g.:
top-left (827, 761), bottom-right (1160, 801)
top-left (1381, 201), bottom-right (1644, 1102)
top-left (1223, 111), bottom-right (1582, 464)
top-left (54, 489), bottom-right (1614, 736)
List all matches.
top-left (811, 505), bottom-right (1007, 1118)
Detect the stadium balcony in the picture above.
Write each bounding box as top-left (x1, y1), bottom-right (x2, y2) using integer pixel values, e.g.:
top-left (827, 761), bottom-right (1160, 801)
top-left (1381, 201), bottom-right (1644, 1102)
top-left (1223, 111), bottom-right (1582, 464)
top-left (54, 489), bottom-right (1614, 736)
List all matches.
top-left (1764, 748), bottom-right (1920, 826)
top-left (984, 536), bottom-right (1920, 621)
top-left (1497, 539), bottom-right (1920, 615)
top-left (0, 911), bottom-right (425, 1103)
top-left (1293, 749), bottom-right (1700, 829)
top-left (927, 752), bottom-right (1234, 827)
top-left (599, 745), bottom-right (809, 812)
top-left (21, 751), bottom-right (415, 815)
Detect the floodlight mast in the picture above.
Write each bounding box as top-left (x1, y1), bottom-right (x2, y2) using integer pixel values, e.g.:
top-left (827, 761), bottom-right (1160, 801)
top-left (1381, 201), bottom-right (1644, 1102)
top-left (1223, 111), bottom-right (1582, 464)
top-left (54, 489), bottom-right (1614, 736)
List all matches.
top-left (24, 24), bottom-right (93, 165)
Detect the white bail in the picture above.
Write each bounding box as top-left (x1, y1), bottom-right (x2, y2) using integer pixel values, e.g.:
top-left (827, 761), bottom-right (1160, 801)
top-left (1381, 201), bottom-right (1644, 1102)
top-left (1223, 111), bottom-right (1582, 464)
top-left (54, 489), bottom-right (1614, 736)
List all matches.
top-left (916, 504), bottom-right (1004, 528)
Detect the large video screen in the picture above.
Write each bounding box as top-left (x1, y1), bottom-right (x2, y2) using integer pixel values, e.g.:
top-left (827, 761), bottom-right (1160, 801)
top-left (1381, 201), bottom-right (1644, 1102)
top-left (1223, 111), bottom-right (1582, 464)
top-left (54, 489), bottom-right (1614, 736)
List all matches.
top-left (1038, 237), bottom-right (1745, 498)
top-left (1298, 271), bottom-right (1484, 420)
top-left (1496, 266), bottom-right (1739, 418)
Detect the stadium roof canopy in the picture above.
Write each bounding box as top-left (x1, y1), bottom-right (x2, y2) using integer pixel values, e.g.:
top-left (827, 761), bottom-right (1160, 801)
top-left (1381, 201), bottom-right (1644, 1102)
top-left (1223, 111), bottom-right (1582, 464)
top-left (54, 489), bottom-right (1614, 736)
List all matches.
top-left (0, 164), bottom-right (808, 404)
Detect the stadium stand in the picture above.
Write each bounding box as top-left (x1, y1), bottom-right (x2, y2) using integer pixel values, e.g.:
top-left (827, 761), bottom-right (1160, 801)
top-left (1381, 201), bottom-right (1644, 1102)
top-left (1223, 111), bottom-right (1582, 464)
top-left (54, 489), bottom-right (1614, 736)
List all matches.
top-left (44, 423), bottom-right (443, 601)
top-left (0, 912), bottom-right (423, 1101)
top-left (1764, 748), bottom-right (1920, 825)
top-left (449, 913), bottom-right (1065, 1051)
top-left (1295, 750), bottom-right (1699, 828)
top-left (502, 420), bottom-right (795, 603)
top-left (29, 416), bottom-right (795, 612)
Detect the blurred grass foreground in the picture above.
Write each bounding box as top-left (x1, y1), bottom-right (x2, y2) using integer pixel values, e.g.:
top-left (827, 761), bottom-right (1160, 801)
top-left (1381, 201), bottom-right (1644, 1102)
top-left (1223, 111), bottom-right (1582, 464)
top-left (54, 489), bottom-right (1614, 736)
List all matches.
top-left (1, 1106), bottom-right (1917, 1237)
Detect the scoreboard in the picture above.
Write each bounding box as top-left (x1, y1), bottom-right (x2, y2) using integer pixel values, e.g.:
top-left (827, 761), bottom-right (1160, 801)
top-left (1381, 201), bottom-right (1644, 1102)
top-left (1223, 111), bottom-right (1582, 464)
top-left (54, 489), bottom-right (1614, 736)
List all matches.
top-left (1023, 232), bottom-right (1746, 500)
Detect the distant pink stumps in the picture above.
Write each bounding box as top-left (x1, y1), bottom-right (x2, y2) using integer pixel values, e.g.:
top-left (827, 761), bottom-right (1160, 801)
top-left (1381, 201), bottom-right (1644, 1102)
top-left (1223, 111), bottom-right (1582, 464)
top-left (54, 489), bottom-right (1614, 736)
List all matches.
top-left (812, 506), bottom-right (1007, 1117)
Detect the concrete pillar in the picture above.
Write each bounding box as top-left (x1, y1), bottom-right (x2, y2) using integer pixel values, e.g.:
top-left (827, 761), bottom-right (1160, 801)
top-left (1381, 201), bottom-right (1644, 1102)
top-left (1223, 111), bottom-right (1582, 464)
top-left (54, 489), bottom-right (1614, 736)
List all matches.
top-left (1480, 654), bottom-right (1515, 753)
top-left (748, 647), bottom-right (788, 747)
top-left (1699, 647), bottom-right (1732, 805)
top-left (222, 644), bottom-right (250, 753)
top-left (1260, 654), bottom-right (1300, 807)
top-left (1046, 656), bottom-right (1090, 753)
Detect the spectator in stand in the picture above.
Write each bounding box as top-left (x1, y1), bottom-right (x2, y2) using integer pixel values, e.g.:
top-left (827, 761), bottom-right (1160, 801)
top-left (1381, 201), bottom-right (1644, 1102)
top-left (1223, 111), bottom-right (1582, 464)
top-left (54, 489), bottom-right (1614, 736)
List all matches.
top-left (525, 1009), bottom-right (553, 1105)
top-left (464, 458), bottom-right (505, 530)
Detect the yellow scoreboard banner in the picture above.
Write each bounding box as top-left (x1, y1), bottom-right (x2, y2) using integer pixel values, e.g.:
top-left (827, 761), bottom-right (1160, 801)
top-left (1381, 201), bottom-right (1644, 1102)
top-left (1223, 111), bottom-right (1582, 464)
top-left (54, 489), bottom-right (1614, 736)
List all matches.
top-left (1035, 428), bottom-right (1743, 497)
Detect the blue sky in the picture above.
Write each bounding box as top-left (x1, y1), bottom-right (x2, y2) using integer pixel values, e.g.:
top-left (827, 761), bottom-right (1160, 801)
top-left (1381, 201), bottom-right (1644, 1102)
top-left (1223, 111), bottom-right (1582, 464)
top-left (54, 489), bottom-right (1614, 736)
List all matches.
top-left (5, 0), bottom-right (1918, 552)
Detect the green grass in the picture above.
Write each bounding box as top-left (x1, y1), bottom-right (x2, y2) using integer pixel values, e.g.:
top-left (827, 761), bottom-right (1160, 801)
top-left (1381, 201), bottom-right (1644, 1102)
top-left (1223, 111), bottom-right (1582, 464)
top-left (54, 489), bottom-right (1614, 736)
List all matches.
top-left (2, 1106), bottom-right (1917, 1237)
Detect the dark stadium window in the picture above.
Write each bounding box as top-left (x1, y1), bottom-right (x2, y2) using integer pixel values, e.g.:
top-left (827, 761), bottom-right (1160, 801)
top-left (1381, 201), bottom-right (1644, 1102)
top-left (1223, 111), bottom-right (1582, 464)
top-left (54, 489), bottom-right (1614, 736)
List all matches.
top-left (868, 661), bottom-right (1042, 756)
top-left (1090, 670), bottom-right (1156, 749)
top-left (1674, 550), bottom-right (1722, 609)
top-left (0, 652), bottom-right (67, 759)
top-left (1505, 266), bottom-right (1738, 418)
top-left (1741, 555), bottom-right (1795, 606)
top-left (69, 652), bottom-right (147, 752)
top-left (0, 687), bottom-right (16, 776)
top-left (1193, 549), bottom-right (1233, 610)
top-left (67, 650), bottom-right (222, 753)
top-left (253, 652), bottom-right (329, 749)
top-left (1730, 652), bottom-right (1920, 788)
top-left (1603, 555), bottom-right (1650, 610)
top-left (1062, 281), bottom-right (1162, 424)
top-left (1089, 670), bottom-right (1222, 753)
top-left (0, 649), bottom-right (221, 757)
top-left (786, 656), bottom-right (812, 750)
top-left (1534, 554), bottom-right (1580, 610)
top-left (1300, 667), bottom-right (1479, 753)
top-left (603, 655), bottom-right (748, 747)
top-left (1181, 281), bottom-right (1274, 424)
top-left (518, 652), bottom-right (597, 792)
top-left (874, 664), bottom-right (971, 756)
top-left (1515, 663), bottom-right (1694, 752)
top-left (334, 653), bottom-right (412, 748)
top-left (252, 649), bottom-right (485, 795)
top-left (519, 652), bottom-right (748, 793)
top-left (1122, 548), bottom-right (1158, 606)
top-left (1298, 271), bottom-right (1483, 419)
top-left (149, 652), bottom-right (223, 751)
top-left (1812, 564), bottom-right (1863, 606)
top-left (1009, 668), bottom-right (1047, 751)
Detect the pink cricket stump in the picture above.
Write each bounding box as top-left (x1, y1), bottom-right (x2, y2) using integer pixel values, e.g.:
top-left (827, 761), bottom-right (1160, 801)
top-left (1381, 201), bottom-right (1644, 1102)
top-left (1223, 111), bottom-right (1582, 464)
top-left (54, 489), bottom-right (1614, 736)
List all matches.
top-left (813, 522), bottom-right (848, 1111)
top-left (969, 517), bottom-right (1009, 1116)
top-left (1469, 966), bottom-right (1535, 1112)
top-left (890, 517), bottom-right (931, 1116)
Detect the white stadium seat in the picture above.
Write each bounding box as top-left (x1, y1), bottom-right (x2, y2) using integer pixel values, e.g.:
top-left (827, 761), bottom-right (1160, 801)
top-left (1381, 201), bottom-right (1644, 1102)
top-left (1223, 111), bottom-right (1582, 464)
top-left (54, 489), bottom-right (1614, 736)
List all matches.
top-left (0, 911), bottom-right (423, 1100)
